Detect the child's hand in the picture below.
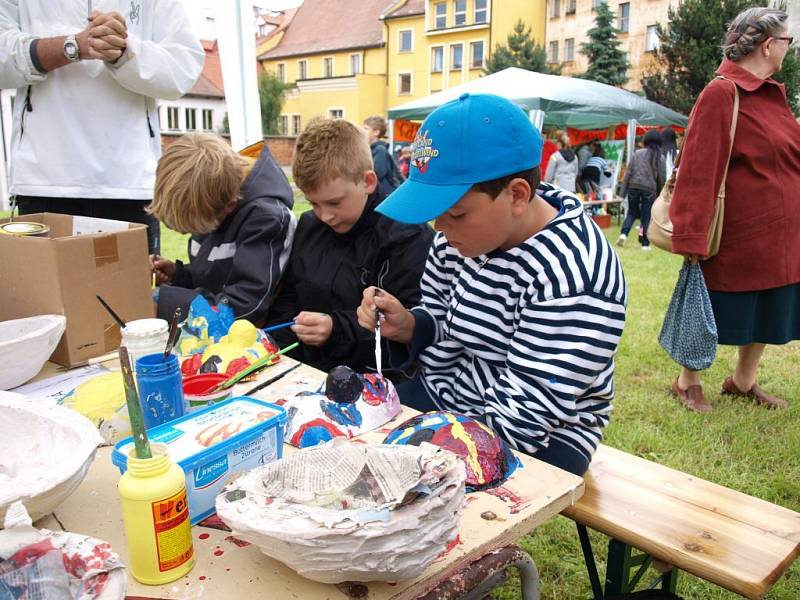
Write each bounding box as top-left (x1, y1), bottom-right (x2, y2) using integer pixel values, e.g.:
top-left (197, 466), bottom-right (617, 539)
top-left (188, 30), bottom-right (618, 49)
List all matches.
top-left (357, 287), bottom-right (415, 345)
top-left (292, 311), bottom-right (333, 346)
top-left (150, 254), bottom-right (176, 284)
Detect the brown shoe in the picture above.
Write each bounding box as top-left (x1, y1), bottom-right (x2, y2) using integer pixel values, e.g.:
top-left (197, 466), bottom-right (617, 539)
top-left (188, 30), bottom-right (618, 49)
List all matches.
top-left (721, 376), bottom-right (788, 409)
top-left (671, 379), bottom-right (712, 413)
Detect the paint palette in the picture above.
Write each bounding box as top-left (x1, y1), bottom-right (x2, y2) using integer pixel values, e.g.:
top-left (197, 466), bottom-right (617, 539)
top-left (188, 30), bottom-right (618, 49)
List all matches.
top-left (383, 411), bottom-right (521, 492)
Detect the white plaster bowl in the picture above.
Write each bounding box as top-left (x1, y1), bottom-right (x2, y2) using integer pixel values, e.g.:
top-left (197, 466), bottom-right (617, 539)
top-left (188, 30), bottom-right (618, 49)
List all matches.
top-left (0, 391), bottom-right (103, 526)
top-left (0, 314), bottom-right (67, 390)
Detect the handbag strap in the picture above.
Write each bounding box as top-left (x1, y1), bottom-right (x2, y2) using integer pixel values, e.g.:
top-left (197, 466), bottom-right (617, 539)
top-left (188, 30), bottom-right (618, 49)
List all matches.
top-left (666, 76), bottom-right (740, 187)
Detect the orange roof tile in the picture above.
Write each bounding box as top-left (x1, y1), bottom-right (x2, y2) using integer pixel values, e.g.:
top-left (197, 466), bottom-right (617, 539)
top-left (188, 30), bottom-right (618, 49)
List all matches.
top-left (261, 0), bottom-right (388, 60)
top-left (189, 39), bottom-right (224, 98)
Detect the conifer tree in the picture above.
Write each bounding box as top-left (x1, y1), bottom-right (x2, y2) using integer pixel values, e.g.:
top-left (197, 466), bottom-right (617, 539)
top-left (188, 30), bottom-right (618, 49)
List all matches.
top-left (580, 2), bottom-right (630, 86)
top-left (484, 19), bottom-right (560, 75)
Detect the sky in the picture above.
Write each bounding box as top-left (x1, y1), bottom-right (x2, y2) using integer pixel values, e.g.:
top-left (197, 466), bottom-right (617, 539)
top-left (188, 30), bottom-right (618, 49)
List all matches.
top-left (185, 0), bottom-right (303, 40)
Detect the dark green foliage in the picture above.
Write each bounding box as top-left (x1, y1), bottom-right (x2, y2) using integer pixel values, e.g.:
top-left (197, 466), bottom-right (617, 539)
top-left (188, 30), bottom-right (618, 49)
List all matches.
top-left (259, 71), bottom-right (289, 135)
top-left (579, 2), bottom-right (630, 87)
top-left (641, 0), bottom-right (800, 116)
top-left (484, 19), bottom-right (560, 75)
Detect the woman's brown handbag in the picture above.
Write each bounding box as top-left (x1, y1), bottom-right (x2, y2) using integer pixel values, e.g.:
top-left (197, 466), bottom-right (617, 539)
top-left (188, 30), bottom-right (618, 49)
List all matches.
top-left (648, 77), bottom-right (739, 258)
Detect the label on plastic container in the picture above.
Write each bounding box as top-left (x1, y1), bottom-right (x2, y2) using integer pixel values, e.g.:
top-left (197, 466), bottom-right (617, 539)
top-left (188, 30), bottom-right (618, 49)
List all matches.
top-left (151, 487), bottom-right (194, 572)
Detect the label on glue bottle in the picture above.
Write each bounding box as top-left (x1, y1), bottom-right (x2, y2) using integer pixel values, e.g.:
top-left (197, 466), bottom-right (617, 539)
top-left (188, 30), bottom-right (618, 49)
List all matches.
top-left (151, 487), bottom-right (194, 572)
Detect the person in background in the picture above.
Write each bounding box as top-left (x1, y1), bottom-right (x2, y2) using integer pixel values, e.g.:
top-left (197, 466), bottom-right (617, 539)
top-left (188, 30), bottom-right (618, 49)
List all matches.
top-left (544, 135), bottom-right (579, 192)
top-left (539, 133), bottom-right (559, 175)
top-left (581, 144), bottom-right (612, 200)
top-left (148, 134), bottom-right (295, 324)
top-left (661, 127), bottom-right (678, 180)
top-left (669, 6), bottom-right (799, 412)
top-left (363, 114), bottom-right (404, 197)
top-left (267, 118), bottom-right (433, 374)
top-left (617, 129), bottom-right (665, 251)
top-left (0, 1), bottom-right (204, 254)
top-left (397, 146), bottom-right (412, 179)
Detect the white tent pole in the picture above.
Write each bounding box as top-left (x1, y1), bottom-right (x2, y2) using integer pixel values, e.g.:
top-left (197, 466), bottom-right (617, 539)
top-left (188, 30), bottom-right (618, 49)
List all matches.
top-left (528, 109), bottom-right (545, 132)
top-left (215, 0), bottom-right (263, 150)
top-left (388, 118), bottom-right (394, 156)
top-left (626, 118), bottom-right (637, 165)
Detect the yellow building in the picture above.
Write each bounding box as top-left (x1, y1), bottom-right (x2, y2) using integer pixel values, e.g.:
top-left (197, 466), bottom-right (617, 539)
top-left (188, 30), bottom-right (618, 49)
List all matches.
top-left (545, 0), bottom-right (677, 91)
top-left (259, 0), bottom-right (547, 134)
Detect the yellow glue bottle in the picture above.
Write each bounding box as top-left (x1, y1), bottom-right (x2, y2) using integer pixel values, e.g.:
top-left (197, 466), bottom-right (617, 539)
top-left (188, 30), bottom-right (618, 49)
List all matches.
top-left (118, 443), bottom-right (195, 584)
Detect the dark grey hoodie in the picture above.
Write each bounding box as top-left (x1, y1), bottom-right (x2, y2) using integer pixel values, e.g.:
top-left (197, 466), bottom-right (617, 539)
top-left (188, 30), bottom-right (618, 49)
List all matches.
top-left (157, 145), bottom-right (296, 324)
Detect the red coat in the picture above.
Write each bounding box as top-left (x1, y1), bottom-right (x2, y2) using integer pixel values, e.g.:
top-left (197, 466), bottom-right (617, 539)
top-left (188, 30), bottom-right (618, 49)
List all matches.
top-left (670, 59), bottom-right (800, 292)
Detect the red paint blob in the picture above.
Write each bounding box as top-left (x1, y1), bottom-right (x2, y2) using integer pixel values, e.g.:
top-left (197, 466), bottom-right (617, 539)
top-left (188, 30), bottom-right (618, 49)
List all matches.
top-left (198, 533), bottom-right (210, 540)
top-left (225, 535), bottom-right (252, 548)
top-left (198, 576), bottom-right (207, 581)
top-left (486, 486), bottom-right (531, 514)
top-left (214, 549), bottom-right (224, 557)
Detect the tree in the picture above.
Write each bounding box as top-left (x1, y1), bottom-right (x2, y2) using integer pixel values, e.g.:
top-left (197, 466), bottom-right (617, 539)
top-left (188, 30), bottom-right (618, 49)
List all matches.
top-left (641, 0), bottom-right (800, 116)
top-left (258, 71), bottom-right (289, 135)
top-left (580, 2), bottom-right (630, 86)
top-left (484, 19), bottom-right (560, 75)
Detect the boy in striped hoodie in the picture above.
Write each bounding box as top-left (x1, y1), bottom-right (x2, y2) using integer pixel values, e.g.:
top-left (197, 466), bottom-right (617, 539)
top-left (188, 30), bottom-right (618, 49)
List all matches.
top-left (357, 94), bottom-right (627, 475)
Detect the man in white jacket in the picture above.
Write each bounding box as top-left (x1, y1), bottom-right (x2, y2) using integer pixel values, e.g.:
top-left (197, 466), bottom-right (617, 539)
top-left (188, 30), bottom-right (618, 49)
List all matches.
top-left (0, 1), bottom-right (204, 252)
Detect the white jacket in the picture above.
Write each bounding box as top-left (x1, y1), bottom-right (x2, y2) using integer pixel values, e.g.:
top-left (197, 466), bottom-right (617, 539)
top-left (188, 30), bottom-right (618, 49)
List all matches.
top-left (0, 0), bottom-right (204, 200)
top-left (544, 150), bottom-right (579, 192)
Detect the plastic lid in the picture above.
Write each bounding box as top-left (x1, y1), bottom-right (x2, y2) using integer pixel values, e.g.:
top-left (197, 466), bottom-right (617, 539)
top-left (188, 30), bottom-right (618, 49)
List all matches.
top-left (123, 318), bottom-right (168, 337)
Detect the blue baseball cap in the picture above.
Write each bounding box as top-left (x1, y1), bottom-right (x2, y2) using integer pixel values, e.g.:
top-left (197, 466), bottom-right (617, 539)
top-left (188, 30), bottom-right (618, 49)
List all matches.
top-left (376, 93), bottom-right (543, 224)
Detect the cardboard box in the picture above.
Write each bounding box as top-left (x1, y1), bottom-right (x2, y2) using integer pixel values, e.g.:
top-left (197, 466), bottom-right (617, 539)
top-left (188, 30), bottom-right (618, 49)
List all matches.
top-left (0, 213), bottom-right (154, 367)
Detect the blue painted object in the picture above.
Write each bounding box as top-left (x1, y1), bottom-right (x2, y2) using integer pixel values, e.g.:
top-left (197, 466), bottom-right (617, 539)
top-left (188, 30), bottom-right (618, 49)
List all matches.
top-left (136, 353), bottom-right (185, 429)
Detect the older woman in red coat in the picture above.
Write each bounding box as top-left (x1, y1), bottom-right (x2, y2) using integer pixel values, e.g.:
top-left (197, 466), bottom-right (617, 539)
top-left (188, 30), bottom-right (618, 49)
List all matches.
top-left (669, 7), bottom-right (799, 413)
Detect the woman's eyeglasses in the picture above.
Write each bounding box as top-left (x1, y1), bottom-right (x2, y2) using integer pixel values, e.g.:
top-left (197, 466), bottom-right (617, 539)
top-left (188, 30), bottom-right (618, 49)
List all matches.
top-left (773, 36), bottom-right (794, 46)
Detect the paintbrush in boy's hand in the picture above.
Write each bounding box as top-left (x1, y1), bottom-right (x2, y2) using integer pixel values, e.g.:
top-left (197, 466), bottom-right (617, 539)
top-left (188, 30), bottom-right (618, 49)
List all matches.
top-left (119, 345), bottom-right (152, 459)
top-left (374, 288), bottom-right (383, 374)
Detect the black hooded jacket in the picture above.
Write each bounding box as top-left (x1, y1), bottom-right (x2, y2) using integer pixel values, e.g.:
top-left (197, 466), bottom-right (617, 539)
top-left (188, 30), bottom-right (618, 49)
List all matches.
top-left (267, 191), bottom-right (433, 373)
top-left (157, 145), bottom-right (295, 324)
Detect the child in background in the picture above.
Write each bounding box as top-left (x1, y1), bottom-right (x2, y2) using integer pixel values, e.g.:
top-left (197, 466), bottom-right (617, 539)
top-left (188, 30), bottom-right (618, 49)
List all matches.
top-left (357, 94), bottom-right (627, 475)
top-left (266, 118), bottom-right (433, 373)
top-left (398, 146), bottom-right (412, 179)
top-left (363, 115), bottom-right (404, 197)
top-left (148, 133), bottom-right (295, 323)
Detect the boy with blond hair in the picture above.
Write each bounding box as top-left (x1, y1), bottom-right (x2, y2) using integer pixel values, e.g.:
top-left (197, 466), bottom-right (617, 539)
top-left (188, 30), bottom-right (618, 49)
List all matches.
top-left (357, 94), bottom-right (627, 475)
top-left (148, 132), bottom-right (295, 323)
top-left (267, 118), bottom-right (432, 373)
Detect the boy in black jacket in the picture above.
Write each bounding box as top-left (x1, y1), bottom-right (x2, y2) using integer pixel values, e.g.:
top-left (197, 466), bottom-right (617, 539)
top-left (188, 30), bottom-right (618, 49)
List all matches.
top-left (148, 133), bottom-right (295, 323)
top-left (267, 118), bottom-right (433, 373)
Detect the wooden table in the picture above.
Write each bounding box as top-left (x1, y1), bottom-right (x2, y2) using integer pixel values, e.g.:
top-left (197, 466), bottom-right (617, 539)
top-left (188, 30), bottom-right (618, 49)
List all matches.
top-left (34, 358), bottom-right (584, 599)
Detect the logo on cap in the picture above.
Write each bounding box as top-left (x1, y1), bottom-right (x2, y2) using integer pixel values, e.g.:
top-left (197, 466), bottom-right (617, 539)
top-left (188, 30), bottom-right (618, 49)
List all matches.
top-left (411, 129), bottom-right (439, 174)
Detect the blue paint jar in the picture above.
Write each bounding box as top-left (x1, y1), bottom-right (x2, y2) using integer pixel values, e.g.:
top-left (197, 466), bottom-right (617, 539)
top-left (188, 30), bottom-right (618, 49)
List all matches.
top-left (136, 353), bottom-right (185, 429)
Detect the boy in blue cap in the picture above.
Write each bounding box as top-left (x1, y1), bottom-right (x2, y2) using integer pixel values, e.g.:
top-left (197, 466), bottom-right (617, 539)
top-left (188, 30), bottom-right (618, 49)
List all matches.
top-left (357, 94), bottom-right (627, 475)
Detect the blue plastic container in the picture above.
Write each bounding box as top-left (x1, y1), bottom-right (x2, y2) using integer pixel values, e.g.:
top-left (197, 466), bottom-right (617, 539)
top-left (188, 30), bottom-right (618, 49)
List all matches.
top-left (112, 396), bottom-right (286, 525)
top-left (136, 353), bottom-right (185, 429)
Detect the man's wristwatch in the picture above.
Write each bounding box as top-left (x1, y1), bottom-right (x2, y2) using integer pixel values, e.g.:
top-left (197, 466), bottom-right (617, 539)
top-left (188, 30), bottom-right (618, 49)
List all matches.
top-left (63, 34), bottom-right (80, 62)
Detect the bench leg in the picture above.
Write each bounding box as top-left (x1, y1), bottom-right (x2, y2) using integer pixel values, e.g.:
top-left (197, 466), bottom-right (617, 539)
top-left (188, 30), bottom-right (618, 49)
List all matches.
top-left (576, 524), bottom-right (604, 600)
top-left (606, 539), bottom-right (680, 596)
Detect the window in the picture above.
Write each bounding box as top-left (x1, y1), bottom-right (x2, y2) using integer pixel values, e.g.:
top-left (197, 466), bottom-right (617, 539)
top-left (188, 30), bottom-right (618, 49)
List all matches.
top-left (258, 24), bottom-right (266, 37)
top-left (550, 0), bottom-right (560, 18)
top-left (564, 38), bottom-right (575, 61)
top-left (202, 109), bottom-right (213, 131)
top-left (548, 40), bottom-right (559, 63)
top-left (329, 108), bottom-right (344, 119)
top-left (450, 43), bottom-right (463, 70)
top-left (276, 63), bottom-right (285, 82)
top-left (592, 0), bottom-right (604, 7)
top-left (185, 108), bottom-right (196, 130)
top-left (398, 72), bottom-right (412, 95)
top-left (298, 59), bottom-right (307, 80)
top-left (350, 53), bottom-right (361, 75)
top-left (470, 40), bottom-right (484, 68)
top-left (323, 57), bottom-right (334, 77)
top-left (454, 0), bottom-right (466, 26)
top-left (566, 0), bottom-right (576, 14)
top-left (279, 115), bottom-right (288, 135)
top-left (292, 115), bottom-right (301, 135)
top-left (399, 29), bottom-right (413, 52)
top-left (434, 2), bottom-right (446, 28)
top-left (431, 46), bottom-right (444, 72)
top-left (646, 25), bottom-right (660, 52)
top-left (474, 0), bottom-right (487, 23)
top-left (618, 3), bottom-right (630, 33)
top-left (167, 106), bottom-right (179, 130)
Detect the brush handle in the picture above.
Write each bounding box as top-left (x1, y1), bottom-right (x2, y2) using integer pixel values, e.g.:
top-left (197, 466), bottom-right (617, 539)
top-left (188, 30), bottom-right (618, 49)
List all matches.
top-left (262, 320), bottom-right (296, 334)
top-left (213, 342), bottom-right (300, 391)
top-left (162, 308), bottom-right (182, 360)
top-left (242, 363), bottom-right (302, 396)
top-left (119, 346), bottom-right (152, 459)
top-left (96, 295), bottom-right (126, 329)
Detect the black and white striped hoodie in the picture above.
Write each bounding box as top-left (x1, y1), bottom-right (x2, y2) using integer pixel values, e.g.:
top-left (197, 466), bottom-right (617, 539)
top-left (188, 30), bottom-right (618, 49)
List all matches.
top-left (398, 184), bottom-right (627, 461)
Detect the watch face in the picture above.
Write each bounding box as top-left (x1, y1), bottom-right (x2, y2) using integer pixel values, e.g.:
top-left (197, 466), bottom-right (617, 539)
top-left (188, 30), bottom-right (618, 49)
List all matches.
top-left (64, 39), bottom-right (79, 60)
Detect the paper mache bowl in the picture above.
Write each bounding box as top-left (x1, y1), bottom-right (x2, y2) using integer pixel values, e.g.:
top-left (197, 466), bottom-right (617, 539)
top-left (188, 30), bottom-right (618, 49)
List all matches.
top-left (0, 314), bottom-right (66, 390)
top-left (0, 391), bottom-right (103, 526)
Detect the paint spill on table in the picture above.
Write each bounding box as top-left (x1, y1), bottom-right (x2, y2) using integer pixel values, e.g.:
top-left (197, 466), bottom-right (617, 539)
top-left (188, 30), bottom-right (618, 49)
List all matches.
top-left (485, 485), bottom-right (531, 514)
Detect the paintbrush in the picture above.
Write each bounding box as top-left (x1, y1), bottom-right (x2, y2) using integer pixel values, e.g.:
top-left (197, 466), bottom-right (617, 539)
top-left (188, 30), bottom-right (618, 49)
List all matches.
top-left (262, 320), bottom-right (295, 334)
top-left (87, 0), bottom-right (92, 20)
top-left (162, 308), bottom-right (182, 360)
top-left (374, 289), bottom-right (383, 374)
top-left (119, 346), bottom-right (152, 459)
top-left (242, 362), bottom-right (302, 396)
top-left (211, 342), bottom-right (300, 392)
top-left (96, 295), bottom-right (127, 329)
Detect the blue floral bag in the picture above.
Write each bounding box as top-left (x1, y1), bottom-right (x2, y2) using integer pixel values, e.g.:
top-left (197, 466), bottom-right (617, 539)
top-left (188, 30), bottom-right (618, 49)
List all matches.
top-left (658, 261), bottom-right (718, 371)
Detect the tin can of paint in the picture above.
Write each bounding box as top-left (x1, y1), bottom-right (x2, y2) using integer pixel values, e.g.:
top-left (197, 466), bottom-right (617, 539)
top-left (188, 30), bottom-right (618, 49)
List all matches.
top-left (136, 353), bottom-right (185, 429)
top-left (0, 221), bottom-right (50, 236)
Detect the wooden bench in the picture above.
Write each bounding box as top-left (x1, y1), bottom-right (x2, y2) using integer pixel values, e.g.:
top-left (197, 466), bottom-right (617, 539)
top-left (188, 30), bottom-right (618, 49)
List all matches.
top-left (562, 444), bottom-right (800, 599)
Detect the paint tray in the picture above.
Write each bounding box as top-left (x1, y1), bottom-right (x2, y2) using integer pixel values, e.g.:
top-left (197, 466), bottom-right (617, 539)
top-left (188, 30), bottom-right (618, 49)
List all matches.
top-left (112, 396), bottom-right (286, 524)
